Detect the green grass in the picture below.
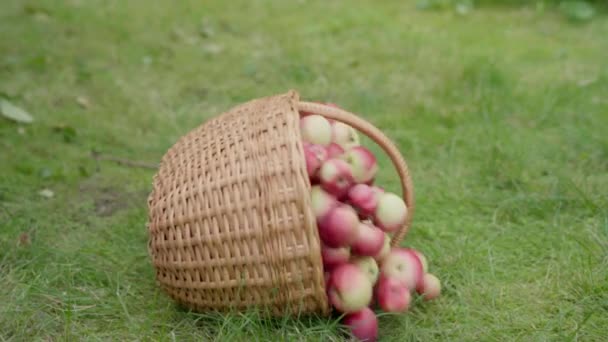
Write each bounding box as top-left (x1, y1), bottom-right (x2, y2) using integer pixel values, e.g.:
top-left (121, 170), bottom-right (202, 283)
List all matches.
top-left (1, 0), bottom-right (607, 340)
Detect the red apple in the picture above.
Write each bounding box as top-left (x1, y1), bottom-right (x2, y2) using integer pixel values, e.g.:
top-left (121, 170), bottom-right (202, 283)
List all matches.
top-left (319, 158), bottom-right (355, 198)
top-left (373, 192), bottom-right (407, 232)
top-left (318, 204), bottom-right (360, 248)
top-left (351, 222), bottom-right (385, 257)
top-left (342, 307), bottom-right (378, 342)
top-left (379, 248), bottom-right (423, 291)
top-left (373, 234), bottom-right (391, 262)
top-left (343, 146), bottom-right (378, 184)
top-left (417, 273), bottom-right (441, 300)
top-left (327, 263), bottom-right (373, 313)
top-left (374, 275), bottom-right (411, 313)
top-left (300, 114), bottom-right (332, 145)
top-left (412, 249), bottom-right (428, 273)
top-left (348, 184), bottom-right (382, 217)
top-left (326, 142), bottom-right (345, 159)
top-left (303, 143), bottom-right (328, 179)
top-left (310, 186), bottom-right (338, 221)
top-left (321, 244), bottom-right (350, 269)
top-left (351, 256), bottom-right (379, 285)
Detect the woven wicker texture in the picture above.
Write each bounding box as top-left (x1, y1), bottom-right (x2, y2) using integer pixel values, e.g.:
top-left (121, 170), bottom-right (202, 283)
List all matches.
top-left (147, 90), bottom-right (414, 315)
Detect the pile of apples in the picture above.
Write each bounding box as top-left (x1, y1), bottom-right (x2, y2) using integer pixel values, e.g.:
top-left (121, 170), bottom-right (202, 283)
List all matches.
top-left (300, 105), bottom-right (442, 342)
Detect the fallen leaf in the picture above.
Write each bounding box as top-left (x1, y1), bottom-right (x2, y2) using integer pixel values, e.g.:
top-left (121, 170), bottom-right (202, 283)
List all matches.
top-left (39, 189), bottom-right (54, 198)
top-left (17, 127), bottom-right (26, 135)
top-left (0, 99), bottom-right (34, 123)
top-left (76, 96), bottom-right (90, 109)
top-left (18, 232), bottom-right (31, 247)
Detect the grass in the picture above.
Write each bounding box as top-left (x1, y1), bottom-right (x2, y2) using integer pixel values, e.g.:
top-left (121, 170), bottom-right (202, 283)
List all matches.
top-left (1, 0), bottom-right (607, 340)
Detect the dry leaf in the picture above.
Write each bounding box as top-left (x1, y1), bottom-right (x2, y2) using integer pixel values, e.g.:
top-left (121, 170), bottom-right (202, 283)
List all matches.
top-left (39, 189), bottom-right (54, 198)
top-left (18, 232), bottom-right (31, 247)
top-left (1, 99), bottom-right (34, 123)
top-left (76, 96), bottom-right (91, 109)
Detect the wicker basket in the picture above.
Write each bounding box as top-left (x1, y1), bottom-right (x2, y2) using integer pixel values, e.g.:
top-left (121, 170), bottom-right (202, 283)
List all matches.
top-left (147, 90), bottom-right (414, 316)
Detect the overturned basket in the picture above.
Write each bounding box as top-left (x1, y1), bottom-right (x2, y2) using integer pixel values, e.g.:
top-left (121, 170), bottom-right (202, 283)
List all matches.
top-left (147, 90), bottom-right (414, 315)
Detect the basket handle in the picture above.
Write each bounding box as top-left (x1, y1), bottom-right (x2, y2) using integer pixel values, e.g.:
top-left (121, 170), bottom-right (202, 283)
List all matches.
top-left (297, 101), bottom-right (414, 247)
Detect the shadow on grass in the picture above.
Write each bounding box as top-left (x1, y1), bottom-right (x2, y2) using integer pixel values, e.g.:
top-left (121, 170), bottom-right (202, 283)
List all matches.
top-left (171, 304), bottom-right (346, 341)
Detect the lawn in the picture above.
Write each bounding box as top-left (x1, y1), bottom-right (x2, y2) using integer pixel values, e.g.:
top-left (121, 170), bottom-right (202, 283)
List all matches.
top-left (1, 0), bottom-right (607, 341)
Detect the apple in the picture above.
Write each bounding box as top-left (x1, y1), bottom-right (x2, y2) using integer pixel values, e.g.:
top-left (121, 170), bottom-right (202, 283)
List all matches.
top-left (412, 249), bottom-right (428, 273)
top-left (379, 248), bottom-right (423, 291)
top-left (327, 263), bottom-right (373, 313)
top-left (310, 186), bottom-right (338, 221)
top-left (373, 234), bottom-right (391, 262)
top-left (342, 307), bottom-right (378, 342)
top-left (351, 222), bottom-right (385, 257)
top-left (303, 143), bottom-right (328, 179)
top-left (318, 204), bottom-right (360, 248)
top-left (319, 158), bottom-right (355, 198)
top-left (326, 142), bottom-right (345, 159)
top-left (374, 275), bottom-right (411, 313)
top-left (300, 114), bottom-right (332, 145)
top-left (331, 121), bottom-right (360, 149)
top-left (321, 244), bottom-right (350, 269)
top-left (418, 273), bottom-right (441, 300)
top-left (348, 184), bottom-right (382, 217)
top-left (351, 256), bottom-right (379, 285)
top-left (371, 186), bottom-right (385, 197)
top-left (374, 192), bottom-right (407, 232)
top-left (343, 146), bottom-right (378, 184)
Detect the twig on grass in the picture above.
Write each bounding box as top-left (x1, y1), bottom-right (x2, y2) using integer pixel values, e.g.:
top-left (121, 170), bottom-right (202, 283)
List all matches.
top-left (91, 151), bottom-right (158, 170)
